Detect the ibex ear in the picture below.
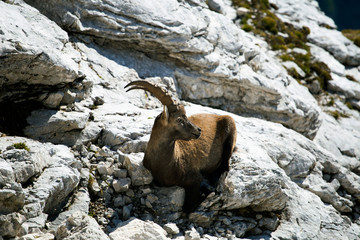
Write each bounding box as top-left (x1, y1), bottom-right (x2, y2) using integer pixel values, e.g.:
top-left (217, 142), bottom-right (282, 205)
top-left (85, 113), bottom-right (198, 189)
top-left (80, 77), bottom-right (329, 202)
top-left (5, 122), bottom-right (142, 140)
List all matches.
top-left (161, 105), bottom-right (169, 123)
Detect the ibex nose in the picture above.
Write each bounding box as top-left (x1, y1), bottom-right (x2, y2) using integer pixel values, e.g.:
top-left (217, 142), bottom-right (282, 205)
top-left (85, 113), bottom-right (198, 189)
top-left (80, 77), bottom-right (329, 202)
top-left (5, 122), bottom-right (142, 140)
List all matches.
top-left (197, 127), bottom-right (202, 132)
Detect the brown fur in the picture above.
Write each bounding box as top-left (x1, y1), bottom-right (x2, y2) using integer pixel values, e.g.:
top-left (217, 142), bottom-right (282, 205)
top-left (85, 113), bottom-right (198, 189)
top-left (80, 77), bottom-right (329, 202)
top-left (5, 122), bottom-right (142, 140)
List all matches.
top-left (143, 105), bottom-right (237, 212)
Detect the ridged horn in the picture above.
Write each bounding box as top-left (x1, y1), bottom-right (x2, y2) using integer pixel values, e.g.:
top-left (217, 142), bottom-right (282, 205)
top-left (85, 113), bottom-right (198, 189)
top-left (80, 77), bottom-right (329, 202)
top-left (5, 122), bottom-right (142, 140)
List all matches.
top-left (125, 80), bottom-right (179, 112)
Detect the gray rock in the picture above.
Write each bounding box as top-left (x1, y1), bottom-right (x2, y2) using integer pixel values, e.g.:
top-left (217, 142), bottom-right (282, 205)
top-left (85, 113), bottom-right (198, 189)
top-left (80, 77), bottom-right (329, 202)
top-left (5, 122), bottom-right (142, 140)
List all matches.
top-left (303, 172), bottom-right (353, 212)
top-left (22, 212), bottom-right (48, 234)
top-left (0, 1), bottom-right (81, 104)
top-left (47, 189), bottom-right (90, 231)
top-left (0, 183), bottom-right (24, 214)
top-left (109, 217), bottom-right (169, 240)
top-left (24, 109), bottom-right (90, 146)
top-left (123, 153), bottom-right (153, 186)
top-left (188, 211), bottom-right (215, 228)
top-left (0, 212), bottom-right (26, 238)
top-left (335, 168), bottom-right (360, 201)
top-left (25, 0), bottom-right (321, 138)
top-left (55, 211), bottom-right (110, 240)
top-left (25, 165), bottom-right (80, 215)
top-left (150, 186), bottom-right (184, 221)
top-left (163, 223), bottom-right (180, 235)
top-left (17, 232), bottom-right (55, 240)
top-left (185, 228), bottom-right (201, 240)
top-left (2, 148), bottom-right (46, 183)
top-left (112, 178), bottom-right (131, 193)
top-left (0, 158), bottom-right (14, 185)
top-left (42, 92), bottom-right (64, 109)
top-left (113, 169), bottom-right (127, 178)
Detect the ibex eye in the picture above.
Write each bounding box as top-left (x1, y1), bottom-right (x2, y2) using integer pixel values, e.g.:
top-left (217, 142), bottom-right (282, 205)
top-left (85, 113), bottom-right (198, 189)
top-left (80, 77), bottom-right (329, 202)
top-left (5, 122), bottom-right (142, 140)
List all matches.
top-left (177, 118), bottom-right (184, 124)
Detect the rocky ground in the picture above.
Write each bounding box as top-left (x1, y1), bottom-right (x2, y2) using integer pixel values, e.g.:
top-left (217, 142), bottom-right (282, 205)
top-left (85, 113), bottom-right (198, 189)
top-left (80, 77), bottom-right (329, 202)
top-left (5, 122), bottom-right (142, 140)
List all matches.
top-left (1, 0), bottom-right (360, 239)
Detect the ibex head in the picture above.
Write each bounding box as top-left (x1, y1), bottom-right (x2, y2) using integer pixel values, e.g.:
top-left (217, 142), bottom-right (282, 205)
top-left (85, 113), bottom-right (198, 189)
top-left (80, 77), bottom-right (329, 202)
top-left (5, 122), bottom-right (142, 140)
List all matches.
top-left (125, 80), bottom-right (201, 141)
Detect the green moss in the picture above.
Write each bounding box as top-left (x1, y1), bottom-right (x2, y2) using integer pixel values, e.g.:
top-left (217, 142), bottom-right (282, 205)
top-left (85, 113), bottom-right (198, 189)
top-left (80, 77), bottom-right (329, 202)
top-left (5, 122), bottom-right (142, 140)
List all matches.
top-left (240, 13), bottom-right (252, 24)
top-left (242, 24), bottom-right (253, 32)
top-left (12, 142), bottom-right (30, 152)
top-left (326, 97), bottom-right (335, 106)
top-left (268, 35), bottom-right (286, 50)
top-left (327, 110), bottom-right (349, 120)
top-left (310, 61), bottom-right (332, 90)
top-left (261, 16), bottom-right (278, 34)
top-left (232, 0), bottom-right (333, 95)
top-left (279, 54), bottom-right (294, 62)
top-left (232, 0), bottom-right (251, 8)
top-left (287, 67), bottom-right (300, 80)
top-left (345, 101), bottom-right (354, 110)
top-left (88, 174), bottom-right (95, 189)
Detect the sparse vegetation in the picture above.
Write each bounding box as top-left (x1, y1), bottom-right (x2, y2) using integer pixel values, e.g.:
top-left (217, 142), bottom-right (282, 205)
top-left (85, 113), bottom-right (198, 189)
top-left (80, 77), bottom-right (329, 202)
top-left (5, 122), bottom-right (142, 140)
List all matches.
top-left (342, 29), bottom-right (360, 47)
top-left (12, 142), bottom-right (30, 152)
top-left (327, 110), bottom-right (350, 120)
top-left (232, 0), bottom-right (332, 94)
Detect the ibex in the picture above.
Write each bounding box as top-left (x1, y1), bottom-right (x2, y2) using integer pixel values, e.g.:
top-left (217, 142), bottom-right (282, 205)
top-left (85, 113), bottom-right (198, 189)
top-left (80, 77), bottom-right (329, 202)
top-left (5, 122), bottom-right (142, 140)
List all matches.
top-left (125, 80), bottom-right (237, 212)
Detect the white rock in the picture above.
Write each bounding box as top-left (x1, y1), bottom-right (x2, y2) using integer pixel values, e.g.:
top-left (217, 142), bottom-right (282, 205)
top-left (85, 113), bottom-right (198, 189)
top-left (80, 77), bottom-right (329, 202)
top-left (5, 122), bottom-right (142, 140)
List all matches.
top-left (163, 223), bottom-right (180, 235)
top-left (17, 232), bottom-right (54, 240)
top-left (0, 1), bottom-right (80, 103)
top-left (328, 73), bottom-right (360, 100)
top-left (314, 113), bottom-right (360, 166)
top-left (47, 189), bottom-right (90, 231)
top-left (123, 153), bottom-right (153, 186)
top-left (310, 43), bottom-right (345, 76)
top-left (109, 218), bottom-right (169, 240)
top-left (25, 110), bottom-right (90, 145)
top-left (26, 0), bottom-right (322, 138)
top-left (185, 227), bottom-right (200, 240)
top-left (55, 211), bottom-right (109, 240)
top-left (112, 178), bottom-right (131, 193)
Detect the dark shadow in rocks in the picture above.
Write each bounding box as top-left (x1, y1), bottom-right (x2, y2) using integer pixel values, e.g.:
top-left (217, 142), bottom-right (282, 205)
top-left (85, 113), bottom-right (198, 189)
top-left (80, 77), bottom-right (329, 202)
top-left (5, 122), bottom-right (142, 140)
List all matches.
top-left (0, 100), bottom-right (42, 136)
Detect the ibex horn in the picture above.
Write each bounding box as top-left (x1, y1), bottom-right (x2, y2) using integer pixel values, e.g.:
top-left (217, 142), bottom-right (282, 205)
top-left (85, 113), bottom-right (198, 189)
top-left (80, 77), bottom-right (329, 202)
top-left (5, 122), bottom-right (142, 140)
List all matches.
top-left (125, 80), bottom-right (179, 112)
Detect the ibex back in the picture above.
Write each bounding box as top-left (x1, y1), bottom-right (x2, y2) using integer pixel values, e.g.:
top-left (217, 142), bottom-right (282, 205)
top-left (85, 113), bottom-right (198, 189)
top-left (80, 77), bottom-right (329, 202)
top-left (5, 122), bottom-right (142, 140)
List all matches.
top-left (125, 80), bottom-right (237, 212)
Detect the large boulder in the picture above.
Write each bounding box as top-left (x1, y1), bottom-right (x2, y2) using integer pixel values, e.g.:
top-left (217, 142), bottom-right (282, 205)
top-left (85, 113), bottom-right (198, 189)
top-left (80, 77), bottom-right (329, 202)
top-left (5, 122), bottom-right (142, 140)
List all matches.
top-left (0, 1), bottom-right (84, 105)
top-left (24, 0), bottom-right (321, 139)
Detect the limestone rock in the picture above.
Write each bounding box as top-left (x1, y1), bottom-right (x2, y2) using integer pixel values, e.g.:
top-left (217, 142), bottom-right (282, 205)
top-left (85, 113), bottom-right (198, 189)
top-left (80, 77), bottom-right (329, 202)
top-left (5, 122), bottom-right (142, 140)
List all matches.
top-left (17, 232), bottom-right (55, 240)
top-left (184, 228), bottom-right (201, 240)
top-left (0, 212), bottom-right (26, 238)
top-left (328, 73), bottom-right (360, 100)
top-left (109, 218), bottom-right (169, 240)
top-left (24, 109), bottom-right (90, 146)
top-left (112, 178), bottom-right (131, 193)
top-left (163, 223), bottom-right (180, 235)
top-left (123, 153), bottom-right (153, 186)
top-left (24, 0), bottom-right (322, 139)
top-left (47, 189), bottom-right (90, 232)
top-left (0, 1), bottom-right (81, 104)
top-left (215, 153), bottom-right (287, 212)
top-left (55, 211), bottom-right (110, 240)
